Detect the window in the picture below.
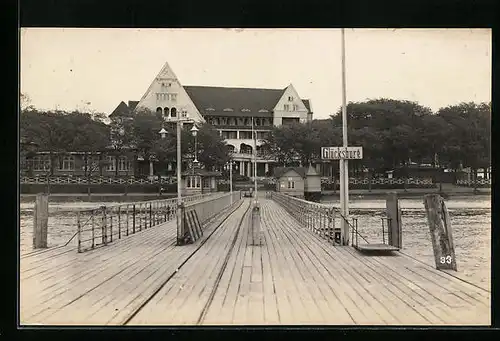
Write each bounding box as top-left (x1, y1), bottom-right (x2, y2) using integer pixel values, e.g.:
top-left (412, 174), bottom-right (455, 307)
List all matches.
top-left (288, 96), bottom-right (294, 101)
top-left (292, 104), bottom-right (298, 111)
top-left (221, 131), bottom-right (237, 139)
top-left (206, 107), bottom-right (215, 111)
top-left (203, 178), bottom-right (210, 188)
top-left (186, 176), bottom-right (201, 188)
top-left (170, 93), bottom-right (177, 102)
top-left (239, 131), bottom-right (252, 139)
top-left (106, 156), bottom-right (116, 171)
top-left (118, 156), bottom-right (130, 171)
top-left (60, 155), bottom-right (75, 171)
top-left (258, 109), bottom-right (268, 113)
top-left (223, 108), bottom-right (233, 112)
top-left (171, 107), bottom-right (177, 118)
top-left (164, 107), bottom-right (170, 117)
top-left (156, 107), bottom-right (163, 115)
top-left (284, 104), bottom-right (290, 111)
top-left (241, 108), bottom-right (250, 112)
top-left (31, 155), bottom-right (50, 171)
top-left (287, 181), bottom-right (295, 189)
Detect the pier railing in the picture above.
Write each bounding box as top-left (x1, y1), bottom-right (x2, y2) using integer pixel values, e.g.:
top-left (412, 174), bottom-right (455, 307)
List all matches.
top-left (76, 193), bottom-right (214, 253)
top-left (179, 191), bottom-right (243, 243)
top-left (269, 192), bottom-right (370, 246)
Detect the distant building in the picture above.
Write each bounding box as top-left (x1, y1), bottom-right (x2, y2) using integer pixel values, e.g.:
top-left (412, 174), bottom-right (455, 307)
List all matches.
top-left (181, 168), bottom-right (221, 196)
top-left (273, 165), bottom-right (321, 200)
top-left (109, 61), bottom-right (314, 179)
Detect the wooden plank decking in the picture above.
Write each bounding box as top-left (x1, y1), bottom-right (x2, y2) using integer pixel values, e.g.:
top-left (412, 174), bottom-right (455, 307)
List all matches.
top-left (20, 198), bottom-right (490, 326)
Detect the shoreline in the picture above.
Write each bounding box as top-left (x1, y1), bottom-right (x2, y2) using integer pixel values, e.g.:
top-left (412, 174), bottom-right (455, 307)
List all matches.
top-left (19, 187), bottom-right (490, 203)
top-left (321, 189), bottom-right (490, 200)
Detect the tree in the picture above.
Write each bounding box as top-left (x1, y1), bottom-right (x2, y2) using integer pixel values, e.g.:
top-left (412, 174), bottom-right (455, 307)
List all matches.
top-left (194, 123), bottom-right (230, 171)
top-left (20, 107), bottom-right (112, 175)
top-left (330, 98), bottom-right (434, 171)
top-left (437, 102), bottom-right (491, 192)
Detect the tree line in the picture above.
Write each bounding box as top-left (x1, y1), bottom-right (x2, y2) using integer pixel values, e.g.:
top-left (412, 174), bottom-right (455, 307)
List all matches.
top-left (20, 105), bottom-right (230, 176)
top-left (20, 97), bottom-right (490, 179)
top-left (264, 99), bottom-right (490, 179)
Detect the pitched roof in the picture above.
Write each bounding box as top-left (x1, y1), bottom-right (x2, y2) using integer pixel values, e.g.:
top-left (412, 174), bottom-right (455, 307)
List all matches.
top-left (273, 167), bottom-right (307, 179)
top-left (184, 85), bottom-right (285, 117)
top-left (306, 163), bottom-right (319, 176)
top-left (109, 101), bottom-right (131, 118)
top-left (128, 101), bottom-right (139, 111)
top-left (302, 99), bottom-right (311, 112)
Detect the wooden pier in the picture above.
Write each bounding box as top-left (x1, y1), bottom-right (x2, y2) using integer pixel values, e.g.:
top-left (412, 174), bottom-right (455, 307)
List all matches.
top-left (20, 198), bottom-right (490, 326)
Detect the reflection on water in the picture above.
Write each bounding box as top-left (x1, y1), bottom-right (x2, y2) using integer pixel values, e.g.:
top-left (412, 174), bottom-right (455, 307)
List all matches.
top-left (19, 196), bottom-right (491, 288)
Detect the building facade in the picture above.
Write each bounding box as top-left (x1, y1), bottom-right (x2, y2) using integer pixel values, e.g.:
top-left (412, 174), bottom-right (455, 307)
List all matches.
top-left (109, 61), bottom-right (314, 179)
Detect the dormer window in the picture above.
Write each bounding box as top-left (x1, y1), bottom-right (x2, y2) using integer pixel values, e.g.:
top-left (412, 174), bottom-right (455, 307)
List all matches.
top-left (258, 109), bottom-right (269, 113)
top-left (206, 107), bottom-right (215, 111)
top-left (223, 108), bottom-right (233, 112)
top-left (288, 96), bottom-right (294, 101)
top-left (241, 108), bottom-right (250, 112)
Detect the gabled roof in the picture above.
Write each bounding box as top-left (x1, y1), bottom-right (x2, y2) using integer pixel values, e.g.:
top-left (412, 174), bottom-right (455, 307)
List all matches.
top-left (302, 99), bottom-right (311, 112)
top-left (306, 163), bottom-right (319, 176)
top-left (109, 101), bottom-right (132, 118)
top-left (184, 85), bottom-right (285, 117)
top-left (128, 101), bottom-right (139, 111)
top-left (274, 167), bottom-right (307, 179)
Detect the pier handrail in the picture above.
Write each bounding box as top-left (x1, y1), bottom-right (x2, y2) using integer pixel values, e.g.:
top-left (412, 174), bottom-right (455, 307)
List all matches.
top-left (75, 192), bottom-right (216, 253)
top-left (269, 192), bottom-right (369, 245)
top-left (179, 191), bottom-right (243, 243)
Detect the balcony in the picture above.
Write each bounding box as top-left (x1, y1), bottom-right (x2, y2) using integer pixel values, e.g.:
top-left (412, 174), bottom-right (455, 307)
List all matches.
top-left (231, 151), bottom-right (274, 161)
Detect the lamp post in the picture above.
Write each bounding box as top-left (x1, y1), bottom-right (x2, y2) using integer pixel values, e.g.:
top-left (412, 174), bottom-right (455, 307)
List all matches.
top-left (190, 125), bottom-right (199, 178)
top-left (226, 158), bottom-right (236, 204)
top-left (190, 125), bottom-right (199, 164)
top-left (159, 110), bottom-right (192, 245)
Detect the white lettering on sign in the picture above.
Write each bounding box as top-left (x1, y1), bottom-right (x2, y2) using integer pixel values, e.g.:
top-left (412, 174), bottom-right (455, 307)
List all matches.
top-left (321, 146), bottom-right (363, 160)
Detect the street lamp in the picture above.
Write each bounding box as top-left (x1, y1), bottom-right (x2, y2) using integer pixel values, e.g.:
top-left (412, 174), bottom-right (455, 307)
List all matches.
top-left (159, 110), bottom-right (192, 245)
top-left (225, 158), bottom-right (236, 204)
top-left (159, 127), bottom-right (167, 139)
top-left (190, 125), bottom-right (199, 165)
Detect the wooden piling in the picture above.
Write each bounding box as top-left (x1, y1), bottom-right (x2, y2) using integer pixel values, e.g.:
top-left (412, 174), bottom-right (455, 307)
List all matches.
top-left (423, 194), bottom-right (457, 271)
top-left (386, 192), bottom-right (402, 248)
top-left (250, 201), bottom-right (261, 246)
top-left (33, 193), bottom-right (48, 248)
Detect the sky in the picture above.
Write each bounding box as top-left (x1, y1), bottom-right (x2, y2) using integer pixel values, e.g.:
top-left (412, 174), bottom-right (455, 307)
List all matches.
top-left (20, 28), bottom-right (491, 119)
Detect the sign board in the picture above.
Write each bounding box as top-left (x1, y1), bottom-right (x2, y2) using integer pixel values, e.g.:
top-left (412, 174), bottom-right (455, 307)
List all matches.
top-left (321, 146), bottom-right (363, 160)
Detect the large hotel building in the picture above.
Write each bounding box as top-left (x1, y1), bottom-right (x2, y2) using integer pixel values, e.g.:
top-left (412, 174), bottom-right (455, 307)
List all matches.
top-left (22, 61), bottom-right (313, 179)
top-left (109, 61), bottom-right (314, 178)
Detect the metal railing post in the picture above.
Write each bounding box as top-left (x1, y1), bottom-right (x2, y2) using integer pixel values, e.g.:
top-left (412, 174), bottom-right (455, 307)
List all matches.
top-left (118, 206), bottom-right (121, 239)
top-left (149, 203), bottom-right (152, 228)
top-left (126, 204), bottom-right (129, 236)
top-left (132, 204), bottom-right (136, 234)
top-left (104, 207), bottom-right (108, 245)
top-left (110, 215), bottom-right (113, 243)
top-left (91, 213), bottom-right (95, 249)
top-left (77, 211), bottom-right (81, 253)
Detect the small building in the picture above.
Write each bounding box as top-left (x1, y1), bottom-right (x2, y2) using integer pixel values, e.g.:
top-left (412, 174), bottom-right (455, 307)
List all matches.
top-left (181, 169), bottom-right (221, 196)
top-left (304, 164), bottom-right (321, 202)
top-left (274, 165), bottom-right (322, 201)
top-left (274, 167), bottom-right (306, 198)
